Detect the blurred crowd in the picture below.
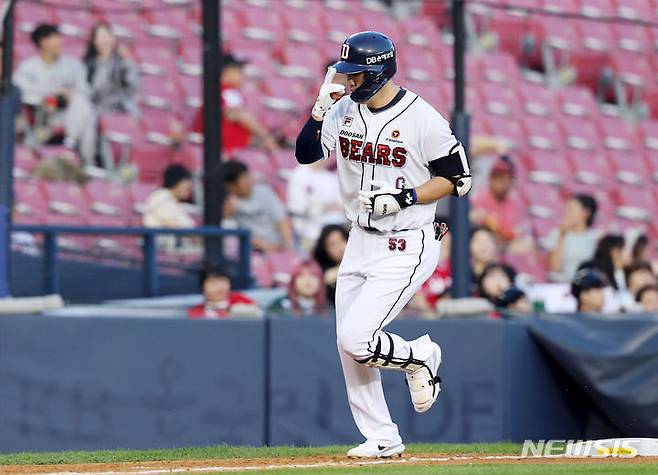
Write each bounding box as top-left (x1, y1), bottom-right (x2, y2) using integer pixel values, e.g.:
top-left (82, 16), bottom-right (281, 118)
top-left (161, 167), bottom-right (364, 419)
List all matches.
top-left (7, 20), bottom-right (658, 320)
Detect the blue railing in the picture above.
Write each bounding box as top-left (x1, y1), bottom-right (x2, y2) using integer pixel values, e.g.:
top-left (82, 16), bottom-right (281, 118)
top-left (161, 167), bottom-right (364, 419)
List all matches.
top-left (10, 225), bottom-right (251, 297)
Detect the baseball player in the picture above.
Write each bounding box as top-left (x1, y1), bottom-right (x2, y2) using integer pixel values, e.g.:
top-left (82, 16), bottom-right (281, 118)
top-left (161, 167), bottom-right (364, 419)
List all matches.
top-left (295, 31), bottom-right (471, 458)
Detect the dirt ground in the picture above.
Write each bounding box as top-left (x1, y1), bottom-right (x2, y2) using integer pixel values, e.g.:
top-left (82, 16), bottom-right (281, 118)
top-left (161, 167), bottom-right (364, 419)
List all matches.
top-left (1, 454), bottom-right (657, 475)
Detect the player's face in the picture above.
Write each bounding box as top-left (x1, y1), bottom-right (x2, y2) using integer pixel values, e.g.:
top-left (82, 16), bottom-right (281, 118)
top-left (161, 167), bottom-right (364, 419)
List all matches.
top-left (203, 276), bottom-right (231, 303)
top-left (579, 287), bottom-right (605, 312)
top-left (294, 268), bottom-right (321, 298)
top-left (640, 290), bottom-right (658, 312)
top-left (325, 230), bottom-right (347, 263)
top-left (346, 72), bottom-right (365, 94)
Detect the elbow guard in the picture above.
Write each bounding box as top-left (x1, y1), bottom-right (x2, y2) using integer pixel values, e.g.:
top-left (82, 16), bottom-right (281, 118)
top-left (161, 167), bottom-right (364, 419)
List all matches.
top-left (428, 142), bottom-right (472, 197)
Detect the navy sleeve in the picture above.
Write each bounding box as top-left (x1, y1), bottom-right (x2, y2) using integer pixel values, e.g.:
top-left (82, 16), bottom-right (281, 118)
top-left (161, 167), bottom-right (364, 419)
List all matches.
top-left (295, 116), bottom-right (324, 164)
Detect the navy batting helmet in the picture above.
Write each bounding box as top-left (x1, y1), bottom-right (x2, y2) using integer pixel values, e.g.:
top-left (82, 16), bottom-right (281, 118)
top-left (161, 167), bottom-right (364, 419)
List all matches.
top-left (333, 31), bottom-right (396, 103)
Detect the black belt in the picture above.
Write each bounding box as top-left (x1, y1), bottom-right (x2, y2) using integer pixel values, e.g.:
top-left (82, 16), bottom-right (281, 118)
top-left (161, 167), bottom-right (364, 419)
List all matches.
top-left (358, 225), bottom-right (411, 234)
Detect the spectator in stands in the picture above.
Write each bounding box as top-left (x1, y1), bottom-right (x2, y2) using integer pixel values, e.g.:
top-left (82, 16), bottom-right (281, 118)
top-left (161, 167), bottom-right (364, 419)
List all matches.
top-left (547, 194), bottom-right (598, 283)
top-left (409, 223), bottom-right (452, 315)
top-left (494, 287), bottom-right (532, 313)
top-left (287, 158), bottom-right (345, 249)
top-left (13, 24), bottom-right (97, 166)
top-left (193, 53), bottom-right (278, 154)
top-left (188, 265), bottom-right (260, 319)
top-left (631, 234), bottom-right (650, 264)
top-left (313, 224), bottom-right (349, 306)
top-left (636, 285), bottom-right (658, 313)
top-left (622, 262), bottom-right (657, 312)
top-left (579, 234), bottom-right (626, 291)
top-left (143, 164), bottom-right (195, 228)
top-left (83, 23), bottom-right (140, 116)
top-left (571, 268), bottom-right (607, 314)
top-left (470, 155), bottom-right (532, 252)
top-left (267, 260), bottom-right (328, 316)
top-left (477, 263), bottom-right (515, 303)
top-left (470, 227), bottom-right (499, 286)
top-left (222, 160), bottom-right (293, 253)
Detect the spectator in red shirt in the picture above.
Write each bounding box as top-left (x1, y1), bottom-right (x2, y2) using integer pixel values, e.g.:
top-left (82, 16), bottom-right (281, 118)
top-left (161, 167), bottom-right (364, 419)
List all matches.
top-left (193, 53), bottom-right (278, 154)
top-left (470, 155), bottom-right (532, 252)
top-left (188, 266), bottom-right (261, 319)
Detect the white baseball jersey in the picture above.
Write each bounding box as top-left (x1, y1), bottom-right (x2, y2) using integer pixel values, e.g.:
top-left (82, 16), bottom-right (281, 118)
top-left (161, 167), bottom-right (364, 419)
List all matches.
top-left (321, 89), bottom-right (464, 231)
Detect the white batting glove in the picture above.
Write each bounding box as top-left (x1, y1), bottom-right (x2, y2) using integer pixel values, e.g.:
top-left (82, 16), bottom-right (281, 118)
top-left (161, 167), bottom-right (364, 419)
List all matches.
top-left (359, 180), bottom-right (417, 216)
top-left (311, 66), bottom-right (346, 121)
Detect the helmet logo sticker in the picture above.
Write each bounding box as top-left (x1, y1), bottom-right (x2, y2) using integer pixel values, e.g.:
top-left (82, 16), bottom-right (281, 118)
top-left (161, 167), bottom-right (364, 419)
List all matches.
top-left (341, 44), bottom-right (350, 60)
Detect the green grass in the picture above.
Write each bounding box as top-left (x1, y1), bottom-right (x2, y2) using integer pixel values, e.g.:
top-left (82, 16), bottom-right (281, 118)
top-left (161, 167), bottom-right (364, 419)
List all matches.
top-left (239, 464), bottom-right (658, 475)
top-left (0, 443), bottom-right (520, 465)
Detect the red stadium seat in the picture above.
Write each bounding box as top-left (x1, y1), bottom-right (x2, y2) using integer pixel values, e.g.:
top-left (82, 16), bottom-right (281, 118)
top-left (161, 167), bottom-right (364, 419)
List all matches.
top-left (606, 150), bottom-right (650, 185)
top-left (86, 178), bottom-right (132, 218)
top-left (612, 24), bottom-right (653, 54)
top-left (479, 82), bottom-right (523, 118)
top-left (13, 146), bottom-right (39, 179)
top-left (517, 81), bottom-right (559, 117)
top-left (522, 150), bottom-right (573, 184)
top-left (44, 181), bottom-right (89, 218)
top-left (13, 180), bottom-right (48, 224)
top-left (542, 0), bottom-right (579, 12)
top-left (57, 9), bottom-right (96, 38)
top-left (522, 116), bottom-right (564, 151)
top-left (281, 43), bottom-right (328, 78)
top-left (263, 76), bottom-right (313, 113)
top-left (281, 7), bottom-right (326, 43)
top-left (230, 149), bottom-right (277, 183)
top-left (480, 52), bottom-right (522, 85)
top-left (486, 8), bottom-right (534, 61)
top-left (638, 121), bottom-right (658, 152)
top-left (579, 0), bottom-right (616, 17)
top-left (558, 85), bottom-right (599, 117)
top-left (597, 116), bottom-right (642, 152)
top-left (133, 45), bottom-right (179, 77)
top-left (100, 113), bottom-right (143, 146)
top-left (14, 2), bottom-right (57, 31)
top-left (611, 184), bottom-right (654, 221)
top-left (528, 16), bottom-right (580, 70)
top-left (131, 141), bottom-right (172, 183)
top-left (129, 182), bottom-right (159, 220)
top-left (518, 182), bottom-right (564, 220)
top-left (483, 114), bottom-right (526, 151)
top-left (560, 116), bottom-right (603, 152)
top-left (139, 76), bottom-right (181, 110)
top-left (615, 0), bottom-right (655, 19)
top-left (574, 19), bottom-right (615, 52)
top-left (266, 250), bottom-right (304, 286)
top-left (251, 252), bottom-right (274, 288)
top-left (566, 149), bottom-right (615, 187)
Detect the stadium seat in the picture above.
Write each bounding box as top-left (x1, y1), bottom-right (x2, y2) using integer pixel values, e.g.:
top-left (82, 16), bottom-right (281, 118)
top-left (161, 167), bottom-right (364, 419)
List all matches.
top-left (597, 116), bottom-right (642, 152)
top-left (612, 24), bottom-right (653, 54)
top-left (139, 76), bottom-right (181, 110)
top-left (230, 149), bottom-right (276, 183)
top-left (560, 116), bottom-right (603, 151)
top-left (13, 180), bottom-right (48, 224)
top-left (579, 0), bottom-right (616, 18)
top-left (566, 149), bottom-right (615, 187)
top-left (486, 8), bottom-right (534, 61)
top-left (638, 121), bottom-right (658, 152)
top-left (100, 113), bottom-right (143, 146)
top-left (482, 114), bottom-right (526, 151)
top-left (14, 2), bottom-right (57, 31)
top-left (479, 82), bottom-right (523, 118)
top-left (266, 250), bottom-right (304, 286)
top-left (522, 150), bottom-right (573, 184)
top-left (611, 184), bottom-right (654, 221)
top-left (518, 182), bottom-right (564, 221)
top-left (13, 146), bottom-right (39, 179)
top-left (558, 85), bottom-right (600, 117)
top-left (281, 7), bottom-right (326, 43)
top-left (542, 0), bottom-right (579, 12)
top-left (251, 252), bottom-right (274, 288)
top-left (129, 182), bottom-right (159, 222)
top-left (131, 141), bottom-right (173, 183)
top-left (133, 45), bottom-right (179, 77)
top-left (517, 81), bottom-right (559, 117)
top-left (522, 116), bottom-right (564, 151)
top-left (574, 19), bottom-right (615, 52)
top-left (606, 150), bottom-right (650, 185)
top-left (57, 8), bottom-right (96, 38)
top-left (280, 43), bottom-right (328, 78)
top-left (85, 178), bottom-right (132, 218)
top-left (615, 0), bottom-right (655, 19)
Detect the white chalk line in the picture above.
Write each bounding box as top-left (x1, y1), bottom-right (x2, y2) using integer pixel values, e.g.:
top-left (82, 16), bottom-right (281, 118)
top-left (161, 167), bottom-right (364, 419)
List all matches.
top-left (18, 455), bottom-right (605, 475)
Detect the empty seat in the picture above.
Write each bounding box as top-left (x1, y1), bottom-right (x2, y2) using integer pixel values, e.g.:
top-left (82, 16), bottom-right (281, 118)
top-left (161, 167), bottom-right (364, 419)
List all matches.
top-left (130, 182), bottom-right (159, 219)
top-left (100, 113), bottom-right (143, 146)
top-left (558, 85), bottom-right (599, 117)
top-left (606, 150), bottom-right (650, 185)
top-left (230, 149), bottom-right (276, 182)
top-left (14, 146), bottom-right (39, 179)
top-left (266, 250), bottom-right (304, 286)
top-left (44, 181), bottom-right (89, 218)
top-left (13, 180), bottom-right (48, 224)
top-left (597, 116), bottom-right (642, 151)
top-left (638, 121), bottom-right (658, 152)
top-left (518, 182), bottom-right (564, 220)
top-left (86, 178), bottom-right (132, 218)
top-left (517, 81), bottom-right (559, 117)
top-left (612, 24), bottom-right (653, 54)
top-left (560, 116), bottom-right (603, 151)
top-left (523, 116), bottom-right (564, 151)
top-left (479, 82), bottom-right (523, 118)
top-left (139, 76), bottom-right (181, 110)
top-left (579, 0), bottom-right (616, 17)
top-left (523, 150), bottom-right (573, 184)
top-left (131, 141), bottom-right (173, 183)
top-left (566, 149), bottom-right (615, 187)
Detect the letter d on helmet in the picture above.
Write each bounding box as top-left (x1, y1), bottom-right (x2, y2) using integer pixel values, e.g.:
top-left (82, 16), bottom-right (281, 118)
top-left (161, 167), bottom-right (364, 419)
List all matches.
top-left (333, 31), bottom-right (397, 103)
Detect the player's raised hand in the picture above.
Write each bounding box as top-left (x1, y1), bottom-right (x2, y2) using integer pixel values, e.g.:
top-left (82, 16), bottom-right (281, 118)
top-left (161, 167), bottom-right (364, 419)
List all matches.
top-left (359, 180), bottom-right (417, 216)
top-left (311, 66), bottom-right (346, 121)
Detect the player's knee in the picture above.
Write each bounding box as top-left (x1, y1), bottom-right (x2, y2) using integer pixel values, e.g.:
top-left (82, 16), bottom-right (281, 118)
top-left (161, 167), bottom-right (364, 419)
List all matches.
top-left (336, 324), bottom-right (371, 360)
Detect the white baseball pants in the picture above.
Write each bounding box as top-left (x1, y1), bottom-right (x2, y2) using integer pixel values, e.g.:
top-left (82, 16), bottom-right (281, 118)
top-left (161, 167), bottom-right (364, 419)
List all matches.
top-left (335, 222), bottom-right (441, 444)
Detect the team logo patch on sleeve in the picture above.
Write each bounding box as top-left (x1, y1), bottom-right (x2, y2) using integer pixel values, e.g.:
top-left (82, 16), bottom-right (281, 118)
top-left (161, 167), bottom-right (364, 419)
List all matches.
top-left (343, 116), bottom-right (353, 127)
